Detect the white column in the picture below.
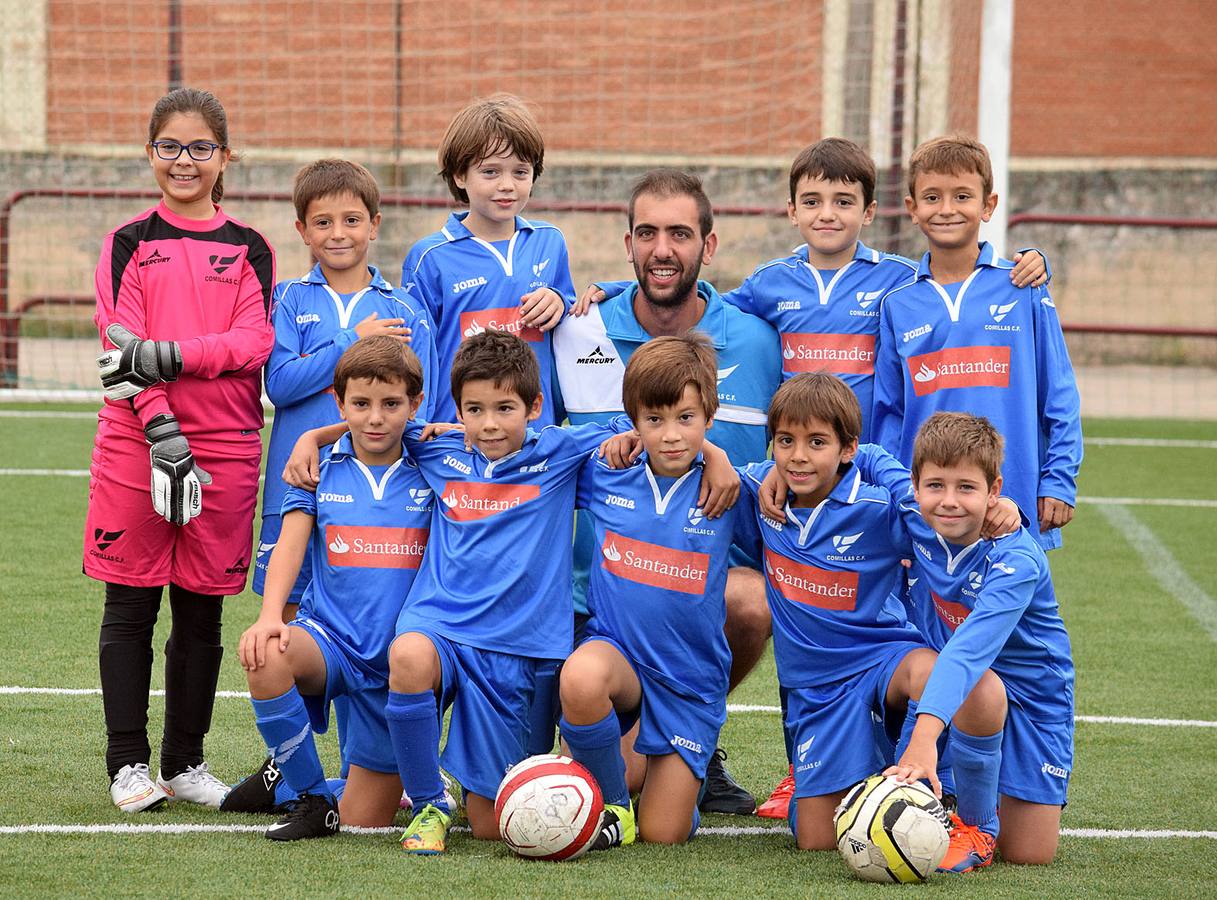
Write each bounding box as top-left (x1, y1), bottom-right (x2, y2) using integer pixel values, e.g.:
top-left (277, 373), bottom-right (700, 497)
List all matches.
top-left (978, 0), bottom-right (1014, 255)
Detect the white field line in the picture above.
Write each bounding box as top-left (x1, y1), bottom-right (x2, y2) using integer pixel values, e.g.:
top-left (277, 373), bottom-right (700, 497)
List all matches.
top-left (1084, 437), bottom-right (1217, 449)
top-left (1097, 504), bottom-right (1217, 643)
top-left (3, 687), bottom-right (1214, 729)
top-left (0, 822), bottom-right (1212, 840)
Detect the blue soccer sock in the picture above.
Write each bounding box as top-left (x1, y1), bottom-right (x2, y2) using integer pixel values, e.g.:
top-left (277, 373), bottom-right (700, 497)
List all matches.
top-left (251, 687), bottom-right (327, 797)
top-left (525, 662), bottom-right (559, 756)
top-left (948, 728), bottom-right (1002, 837)
top-left (895, 699), bottom-right (919, 762)
top-left (386, 690), bottom-right (447, 814)
top-left (560, 712), bottom-right (629, 809)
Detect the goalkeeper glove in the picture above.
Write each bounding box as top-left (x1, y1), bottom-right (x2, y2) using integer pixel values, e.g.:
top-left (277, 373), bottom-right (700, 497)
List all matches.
top-left (145, 414), bottom-right (212, 526)
top-left (97, 323), bottom-right (182, 401)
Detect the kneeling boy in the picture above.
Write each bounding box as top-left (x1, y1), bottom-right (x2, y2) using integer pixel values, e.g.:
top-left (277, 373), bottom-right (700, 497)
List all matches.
top-left (239, 337), bottom-right (430, 840)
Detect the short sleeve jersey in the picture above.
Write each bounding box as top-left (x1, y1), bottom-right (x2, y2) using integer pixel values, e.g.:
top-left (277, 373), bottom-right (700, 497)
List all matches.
top-left (401, 212), bottom-right (576, 426)
top-left (282, 434), bottom-right (433, 677)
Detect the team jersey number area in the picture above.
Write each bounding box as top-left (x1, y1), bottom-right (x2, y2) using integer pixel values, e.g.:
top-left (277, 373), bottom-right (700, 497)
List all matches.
top-left (324, 526), bottom-right (428, 568)
top-left (459, 307), bottom-right (542, 343)
top-left (764, 549), bottom-right (859, 611)
top-left (781, 333), bottom-right (875, 374)
top-left (601, 531), bottom-right (709, 595)
top-left (908, 345), bottom-right (1011, 396)
top-left (440, 482), bottom-right (541, 522)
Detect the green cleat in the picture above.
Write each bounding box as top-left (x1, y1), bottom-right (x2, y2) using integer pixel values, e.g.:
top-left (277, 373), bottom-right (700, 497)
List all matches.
top-left (400, 803), bottom-right (452, 855)
top-left (590, 802), bottom-right (636, 850)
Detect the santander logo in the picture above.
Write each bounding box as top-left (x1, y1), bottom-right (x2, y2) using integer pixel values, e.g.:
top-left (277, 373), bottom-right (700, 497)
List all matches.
top-left (780, 333), bottom-right (875, 375)
top-left (459, 307), bottom-right (542, 343)
top-left (601, 530), bottom-right (709, 595)
top-left (763, 549), bottom-right (859, 611)
top-left (931, 591), bottom-right (971, 630)
top-left (907, 345), bottom-right (1011, 397)
top-left (440, 482), bottom-right (541, 522)
top-left (324, 526), bottom-right (428, 569)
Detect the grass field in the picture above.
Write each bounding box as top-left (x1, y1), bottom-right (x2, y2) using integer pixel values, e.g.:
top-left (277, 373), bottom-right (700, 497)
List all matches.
top-left (0, 404), bottom-right (1214, 898)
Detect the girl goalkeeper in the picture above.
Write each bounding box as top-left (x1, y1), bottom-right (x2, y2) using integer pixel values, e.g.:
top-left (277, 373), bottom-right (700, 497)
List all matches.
top-left (85, 87), bottom-right (275, 812)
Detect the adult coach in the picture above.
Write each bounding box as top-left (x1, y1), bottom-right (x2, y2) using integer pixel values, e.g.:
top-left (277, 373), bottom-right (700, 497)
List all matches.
top-left (554, 168), bottom-right (781, 815)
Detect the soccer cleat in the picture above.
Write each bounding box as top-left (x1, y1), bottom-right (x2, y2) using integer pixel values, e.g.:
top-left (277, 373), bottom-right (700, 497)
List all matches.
top-left (756, 765), bottom-right (795, 819)
top-left (265, 792), bottom-right (340, 842)
top-left (400, 803), bottom-right (451, 855)
top-left (441, 770), bottom-right (463, 823)
top-left (110, 763), bottom-right (169, 813)
top-left (698, 747), bottom-right (756, 815)
top-left (157, 761), bottom-right (230, 808)
top-left (936, 814), bottom-right (996, 874)
top-left (590, 803), bottom-right (636, 851)
top-left (220, 757), bottom-right (283, 814)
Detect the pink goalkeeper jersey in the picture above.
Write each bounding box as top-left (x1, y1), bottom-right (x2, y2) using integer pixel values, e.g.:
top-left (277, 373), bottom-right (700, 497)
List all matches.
top-left (94, 202), bottom-right (275, 447)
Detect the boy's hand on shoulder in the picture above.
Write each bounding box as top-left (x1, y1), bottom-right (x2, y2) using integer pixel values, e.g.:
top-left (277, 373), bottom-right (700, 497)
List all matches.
top-left (758, 466), bottom-right (788, 522)
top-left (698, 443), bottom-right (739, 518)
top-left (283, 432), bottom-right (323, 491)
top-left (598, 430), bottom-right (642, 469)
top-left (571, 284), bottom-right (607, 317)
top-left (420, 421), bottom-right (469, 449)
top-left (1037, 496), bottom-right (1074, 532)
top-left (519, 287), bottom-right (565, 332)
top-left (982, 496), bottom-right (1021, 539)
top-left (1009, 250), bottom-right (1048, 288)
top-left (238, 615), bottom-right (291, 672)
top-left (354, 311), bottom-right (411, 343)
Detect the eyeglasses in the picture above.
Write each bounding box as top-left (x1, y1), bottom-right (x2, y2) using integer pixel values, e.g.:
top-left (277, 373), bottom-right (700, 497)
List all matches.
top-left (150, 140), bottom-right (225, 162)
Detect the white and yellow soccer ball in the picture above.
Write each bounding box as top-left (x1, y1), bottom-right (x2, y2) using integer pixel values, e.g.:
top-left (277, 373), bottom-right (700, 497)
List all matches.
top-left (833, 774), bottom-right (952, 883)
top-left (494, 754), bottom-right (605, 861)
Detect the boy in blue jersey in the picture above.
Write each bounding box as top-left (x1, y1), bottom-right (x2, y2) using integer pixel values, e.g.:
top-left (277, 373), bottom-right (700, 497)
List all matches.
top-left (856, 412), bottom-right (1075, 870)
top-left (255, 158), bottom-right (437, 603)
top-left (742, 374), bottom-right (1011, 861)
top-left (872, 135), bottom-right (1083, 552)
top-left (237, 337), bottom-right (432, 841)
top-left (402, 94), bottom-right (573, 427)
top-left (560, 334), bottom-right (759, 848)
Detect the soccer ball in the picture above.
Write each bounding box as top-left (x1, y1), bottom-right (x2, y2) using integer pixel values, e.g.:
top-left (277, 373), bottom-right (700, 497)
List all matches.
top-left (494, 754), bottom-right (605, 861)
top-left (833, 774), bottom-right (951, 883)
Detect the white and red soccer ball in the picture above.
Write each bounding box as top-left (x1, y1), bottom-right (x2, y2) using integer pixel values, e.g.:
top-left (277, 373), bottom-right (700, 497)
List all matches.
top-left (495, 754), bottom-right (604, 861)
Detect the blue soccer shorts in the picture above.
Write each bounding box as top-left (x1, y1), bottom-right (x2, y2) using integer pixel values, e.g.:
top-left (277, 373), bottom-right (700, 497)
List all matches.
top-left (998, 692), bottom-right (1073, 806)
top-left (424, 632), bottom-right (542, 801)
top-left (786, 641), bottom-right (926, 798)
top-left (252, 512), bottom-right (313, 603)
top-left (589, 637), bottom-right (726, 781)
top-left (289, 616), bottom-right (394, 774)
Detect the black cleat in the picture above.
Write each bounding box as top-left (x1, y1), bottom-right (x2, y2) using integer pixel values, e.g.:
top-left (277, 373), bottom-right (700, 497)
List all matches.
top-left (698, 747), bottom-right (756, 815)
top-left (220, 756), bottom-right (283, 814)
top-left (265, 792), bottom-right (340, 841)
top-left (590, 803), bottom-right (636, 851)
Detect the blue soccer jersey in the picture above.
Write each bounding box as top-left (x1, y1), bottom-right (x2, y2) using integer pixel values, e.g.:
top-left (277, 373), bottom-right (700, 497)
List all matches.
top-left (262, 263), bottom-right (438, 538)
top-left (282, 434), bottom-right (434, 677)
top-left (723, 241), bottom-right (917, 442)
top-left (738, 460), bottom-right (924, 689)
top-left (396, 418), bottom-right (626, 660)
top-left (852, 443), bottom-right (1075, 727)
top-left (576, 453), bottom-right (760, 704)
top-left (401, 212), bottom-right (575, 427)
top-left (871, 242), bottom-right (1082, 550)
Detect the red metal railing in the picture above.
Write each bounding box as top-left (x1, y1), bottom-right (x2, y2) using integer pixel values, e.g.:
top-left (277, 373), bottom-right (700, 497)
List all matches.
top-left (2, 189), bottom-right (1215, 386)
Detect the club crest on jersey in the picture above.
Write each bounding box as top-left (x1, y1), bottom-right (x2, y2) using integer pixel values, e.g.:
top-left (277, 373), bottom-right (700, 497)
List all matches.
top-left (780, 333), bottom-right (875, 374)
top-left (908, 346), bottom-right (1011, 396)
top-left (256, 541), bottom-right (275, 559)
top-left (602, 530), bottom-right (709, 594)
top-left (764, 549), bottom-right (859, 611)
top-left (986, 299), bottom-right (1022, 332)
top-left (440, 482), bottom-right (541, 521)
top-left (716, 364), bottom-right (740, 401)
top-left (967, 570), bottom-right (984, 592)
top-left (855, 289), bottom-right (883, 310)
top-left (532, 259), bottom-right (550, 278)
top-left (684, 506), bottom-right (715, 536)
top-left (797, 736), bottom-right (815, 761)
top-left (827, 531), bottom-right (865, 561)
top-left (459, 307), bottom-right (542, 342)
top-left (406, 488), bottom-right (434, 511)
top-left (206, 253), bottom-right (241, 285)
top-left (519, 458), bottom-right (549, 474)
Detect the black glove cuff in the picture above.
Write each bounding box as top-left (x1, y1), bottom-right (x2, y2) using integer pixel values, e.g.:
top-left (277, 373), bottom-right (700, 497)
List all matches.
top-left (145, 413), bottom-right (182, 444)
top-left (156, 342), bottom-right (183, 381)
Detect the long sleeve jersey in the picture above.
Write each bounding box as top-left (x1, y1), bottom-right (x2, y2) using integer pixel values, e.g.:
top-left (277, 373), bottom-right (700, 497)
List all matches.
top-left (94, 201), bottom-right (275, 447)
top-left (401, 212), bottom-right (575, 426)
top-left (283, 434), bottom-right (433, 678)
top-left (576, 453), bottom-right (760, 704)
top-left (395, 418), bottom-right (628, 660)
top-left (871, 242), bottom-right (1082, 550)
top-left (262, 263), bottom-right (438, 521)
top-left (739, 460), bottom-right (923, 689)
top-left (852, 443), bottom-right (1075, 726)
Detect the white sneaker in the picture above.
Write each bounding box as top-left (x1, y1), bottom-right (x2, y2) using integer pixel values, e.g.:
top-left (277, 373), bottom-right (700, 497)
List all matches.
top-left (157, 762), bottom-right (230, 808)
top-left (111, 763), bottom-right (169, 813)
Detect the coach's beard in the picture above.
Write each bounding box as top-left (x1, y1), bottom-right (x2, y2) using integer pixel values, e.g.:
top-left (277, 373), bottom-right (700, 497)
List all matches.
top-left (635, 259), bottom-right (703, 309)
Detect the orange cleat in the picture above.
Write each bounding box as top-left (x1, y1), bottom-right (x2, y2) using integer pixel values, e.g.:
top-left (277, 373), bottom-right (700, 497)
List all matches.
top-left (937, 814), bottom-right (996, 874)
top-left (756, 765), bottom-right (795, 819)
